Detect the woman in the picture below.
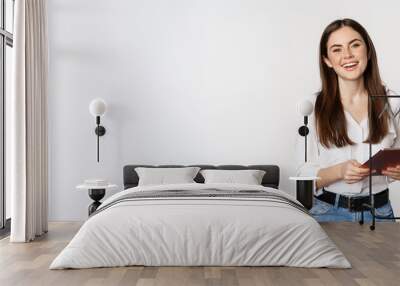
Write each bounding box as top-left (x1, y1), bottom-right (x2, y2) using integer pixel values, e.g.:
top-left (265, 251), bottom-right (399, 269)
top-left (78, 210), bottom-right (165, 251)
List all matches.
top-left (298, 18), bottom-right (400, 222)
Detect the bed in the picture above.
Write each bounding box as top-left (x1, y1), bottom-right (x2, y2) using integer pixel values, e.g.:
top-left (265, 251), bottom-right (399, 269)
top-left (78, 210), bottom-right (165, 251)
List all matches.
top-left (50, 165), bottom-right (350, 269)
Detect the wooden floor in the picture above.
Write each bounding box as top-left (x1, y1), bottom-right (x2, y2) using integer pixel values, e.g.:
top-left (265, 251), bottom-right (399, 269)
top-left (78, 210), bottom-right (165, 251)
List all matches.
top-left (1, 222), bottom-right (400, 286)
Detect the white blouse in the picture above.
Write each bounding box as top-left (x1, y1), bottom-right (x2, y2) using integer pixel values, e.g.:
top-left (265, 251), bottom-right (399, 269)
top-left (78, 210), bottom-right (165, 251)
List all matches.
top-left (296, 92), bottom-right (400, 196)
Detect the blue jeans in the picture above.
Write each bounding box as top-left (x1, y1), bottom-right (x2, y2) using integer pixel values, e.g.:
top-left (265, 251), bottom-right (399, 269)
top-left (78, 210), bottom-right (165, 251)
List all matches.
top-left (310, 194), bottom-right (395, 222)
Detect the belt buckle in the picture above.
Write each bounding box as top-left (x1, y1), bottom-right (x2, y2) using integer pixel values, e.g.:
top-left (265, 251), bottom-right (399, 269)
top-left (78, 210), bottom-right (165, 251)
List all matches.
top-left (347, 196), bottom-right (353, 210)
top-left (347, 196), bottom-right (361, 212)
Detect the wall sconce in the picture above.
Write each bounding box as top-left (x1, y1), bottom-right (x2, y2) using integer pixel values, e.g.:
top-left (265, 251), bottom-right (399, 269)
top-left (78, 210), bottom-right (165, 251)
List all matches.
top-left (297, 99), bottom-right (314, 162)
top-left (89, 98), bottom-right (107, 162)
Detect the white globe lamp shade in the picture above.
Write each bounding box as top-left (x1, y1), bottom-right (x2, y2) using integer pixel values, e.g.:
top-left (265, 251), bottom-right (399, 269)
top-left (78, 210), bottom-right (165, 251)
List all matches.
top-left (298, 99), bottom-right (314, 116)
top-left (89, 98), bottom-right (107, 117)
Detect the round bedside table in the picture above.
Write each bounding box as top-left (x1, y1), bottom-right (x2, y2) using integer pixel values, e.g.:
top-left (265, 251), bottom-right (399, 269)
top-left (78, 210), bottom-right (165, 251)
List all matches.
top-left (76, 183), bottom-right (117, 216)
top-left (289, 176), bottom-right (320, 210)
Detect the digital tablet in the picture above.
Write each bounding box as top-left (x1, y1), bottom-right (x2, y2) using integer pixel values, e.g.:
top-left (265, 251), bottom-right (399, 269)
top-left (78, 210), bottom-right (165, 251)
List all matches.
top-left (361, 148), bottom-right (400, 175)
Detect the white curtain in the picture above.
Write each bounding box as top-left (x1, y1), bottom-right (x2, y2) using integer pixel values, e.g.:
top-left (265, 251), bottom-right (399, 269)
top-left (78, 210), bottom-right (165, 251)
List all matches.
top-left (10, 0), bottom-right (48, 242)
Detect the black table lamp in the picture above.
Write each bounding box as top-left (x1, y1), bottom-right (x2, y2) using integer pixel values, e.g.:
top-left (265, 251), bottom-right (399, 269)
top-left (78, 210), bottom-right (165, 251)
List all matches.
top-left (89, 98), bottom-right (107, 162)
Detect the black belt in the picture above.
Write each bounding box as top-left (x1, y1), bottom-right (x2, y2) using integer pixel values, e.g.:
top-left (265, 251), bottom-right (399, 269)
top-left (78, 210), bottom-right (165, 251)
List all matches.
top-left (316, 188), bottom-right (389, 212)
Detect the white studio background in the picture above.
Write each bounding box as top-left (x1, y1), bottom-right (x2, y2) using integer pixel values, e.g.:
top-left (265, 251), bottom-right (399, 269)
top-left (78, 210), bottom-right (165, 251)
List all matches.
top-left (47, 0), bottom-right (400, 220)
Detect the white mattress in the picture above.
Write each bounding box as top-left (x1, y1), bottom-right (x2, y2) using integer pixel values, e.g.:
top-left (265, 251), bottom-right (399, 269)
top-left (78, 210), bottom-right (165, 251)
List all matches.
top-left (50, 183), bottom-right (351, 269)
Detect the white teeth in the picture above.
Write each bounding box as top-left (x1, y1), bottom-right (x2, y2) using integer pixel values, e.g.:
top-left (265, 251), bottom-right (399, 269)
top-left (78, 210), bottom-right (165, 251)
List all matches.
top-left (343, 62), bottom-right (358, 68)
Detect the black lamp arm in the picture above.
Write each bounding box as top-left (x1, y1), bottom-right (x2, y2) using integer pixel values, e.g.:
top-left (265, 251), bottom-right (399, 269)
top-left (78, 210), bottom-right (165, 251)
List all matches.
top-left (94, 116), bottom-right (106, 162)
top-left (298, 115), bottom-right (309, 163)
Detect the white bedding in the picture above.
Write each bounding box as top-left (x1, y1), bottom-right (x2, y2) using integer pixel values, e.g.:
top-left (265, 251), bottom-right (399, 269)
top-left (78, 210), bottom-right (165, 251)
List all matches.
top-left (50, 183), bottom-right (351, 269)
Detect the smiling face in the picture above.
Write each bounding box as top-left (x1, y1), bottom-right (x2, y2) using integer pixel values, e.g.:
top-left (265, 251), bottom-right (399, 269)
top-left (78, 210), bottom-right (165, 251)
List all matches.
top-left (323, 26), bottom-right (369, 81)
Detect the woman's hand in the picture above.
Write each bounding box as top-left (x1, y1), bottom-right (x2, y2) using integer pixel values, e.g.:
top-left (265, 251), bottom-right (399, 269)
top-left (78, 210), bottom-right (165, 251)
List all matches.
top-left (340, 160), bottom-right (370, 184)
top-left (382, 166), bottom-right (400, 180)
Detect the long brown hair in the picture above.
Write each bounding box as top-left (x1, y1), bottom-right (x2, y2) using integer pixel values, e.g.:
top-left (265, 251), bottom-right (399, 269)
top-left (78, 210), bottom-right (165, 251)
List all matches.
top-left (315, 18), bottom-right (388, 148)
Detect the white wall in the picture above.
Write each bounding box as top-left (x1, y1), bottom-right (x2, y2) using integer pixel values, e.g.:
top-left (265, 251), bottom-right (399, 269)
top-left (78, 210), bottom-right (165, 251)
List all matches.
top-left (48, 0), bottom-right (400, 221)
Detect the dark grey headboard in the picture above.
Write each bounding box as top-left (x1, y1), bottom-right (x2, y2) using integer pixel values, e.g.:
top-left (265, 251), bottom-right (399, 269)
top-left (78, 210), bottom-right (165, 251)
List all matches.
top-left (123, 165), bottom-right (280, 189)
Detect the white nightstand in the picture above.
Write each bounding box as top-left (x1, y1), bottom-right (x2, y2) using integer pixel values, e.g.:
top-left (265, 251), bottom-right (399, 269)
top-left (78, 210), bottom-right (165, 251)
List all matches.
top-left (76, 183), bottom-right (117, 215)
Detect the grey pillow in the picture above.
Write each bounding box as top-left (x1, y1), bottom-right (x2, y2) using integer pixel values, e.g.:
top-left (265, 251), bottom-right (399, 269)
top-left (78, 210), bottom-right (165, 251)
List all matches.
top-left (200, 169), bottom-right (266, 185)
top-left (135, 167), bottom-right (201, 186)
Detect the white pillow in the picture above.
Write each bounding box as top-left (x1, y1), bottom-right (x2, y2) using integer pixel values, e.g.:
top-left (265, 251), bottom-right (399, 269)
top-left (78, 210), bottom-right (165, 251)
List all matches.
top-left (135, 167), bottom-right (201, 186)
top-left (200, 169), bottom-right (266, 185)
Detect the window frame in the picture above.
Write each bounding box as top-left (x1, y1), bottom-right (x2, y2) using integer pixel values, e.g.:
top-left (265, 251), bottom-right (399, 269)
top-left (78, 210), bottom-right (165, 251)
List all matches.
top-left (0, 0), bottom-right (13, 231)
